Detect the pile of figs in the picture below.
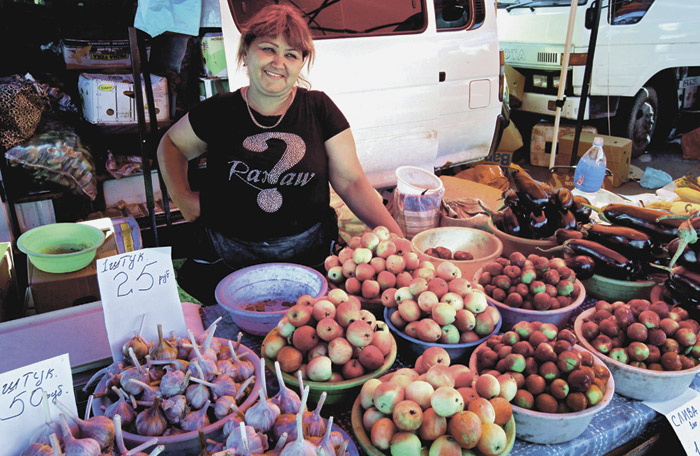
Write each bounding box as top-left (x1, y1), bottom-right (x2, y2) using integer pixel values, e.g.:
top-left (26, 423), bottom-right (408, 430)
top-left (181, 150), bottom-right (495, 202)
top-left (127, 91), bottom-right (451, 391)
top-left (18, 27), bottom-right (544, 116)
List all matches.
top-left (576, 299), bottom-right (700, 372)
top-left (475, 253), bottom-right (582, 311)
top-left (473, 321), bottom-right (611, 414)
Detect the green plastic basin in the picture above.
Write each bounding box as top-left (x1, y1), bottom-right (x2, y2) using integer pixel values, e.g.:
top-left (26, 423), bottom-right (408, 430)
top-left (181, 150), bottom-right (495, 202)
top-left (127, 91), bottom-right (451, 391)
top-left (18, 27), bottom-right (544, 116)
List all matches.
top-left (17, 223), bottom-right (105, 273)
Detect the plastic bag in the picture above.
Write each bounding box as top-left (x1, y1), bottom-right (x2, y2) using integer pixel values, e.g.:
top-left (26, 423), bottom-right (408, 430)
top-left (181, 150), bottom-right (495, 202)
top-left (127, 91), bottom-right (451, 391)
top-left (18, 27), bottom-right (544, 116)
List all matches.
top-left (5, 118), bottom-right (97, 200)
top-left (0, 74), bottom-right (49, 150)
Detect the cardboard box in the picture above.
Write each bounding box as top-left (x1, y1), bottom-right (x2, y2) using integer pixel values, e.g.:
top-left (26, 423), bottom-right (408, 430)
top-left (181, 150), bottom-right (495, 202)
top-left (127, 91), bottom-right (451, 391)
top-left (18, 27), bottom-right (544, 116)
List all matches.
top-left (505, 64), bottom-right (526, 106)
top-left (78, 73), bottom-right (169, 125)
top-left (61, 38), bottom-right (140, 70)
top-left (556, 132), bottom-right (632, 187)
top-left (530, 122), bottom-right (598, 167)
top-left (15, 199), bottom-right (56, 234)
top-left (28, 219), bottom-right (119, 314)
top-left (201, 33), bottom-right (228, 78)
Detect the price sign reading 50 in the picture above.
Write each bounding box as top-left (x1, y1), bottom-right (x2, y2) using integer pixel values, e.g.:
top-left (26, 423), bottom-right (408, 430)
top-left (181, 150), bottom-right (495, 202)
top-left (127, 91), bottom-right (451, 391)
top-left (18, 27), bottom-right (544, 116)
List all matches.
top-left (97, 247), bottom-right (187, 362)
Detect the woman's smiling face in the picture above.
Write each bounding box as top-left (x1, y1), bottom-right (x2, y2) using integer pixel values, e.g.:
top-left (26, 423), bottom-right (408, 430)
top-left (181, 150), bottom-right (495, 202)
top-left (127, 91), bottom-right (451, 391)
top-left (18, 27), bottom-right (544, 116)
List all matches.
top-left (245, 35), bottom-right (305, 98)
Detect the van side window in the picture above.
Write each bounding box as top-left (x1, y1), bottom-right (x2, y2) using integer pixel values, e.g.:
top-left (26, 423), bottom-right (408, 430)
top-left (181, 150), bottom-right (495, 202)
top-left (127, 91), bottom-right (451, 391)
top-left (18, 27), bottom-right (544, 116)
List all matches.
top-left (227, 0), bottom-right (426, 38)
top-left (609, 0), bottom-right (654, 25)
top-left (435, 0), bottom-right (486, 30)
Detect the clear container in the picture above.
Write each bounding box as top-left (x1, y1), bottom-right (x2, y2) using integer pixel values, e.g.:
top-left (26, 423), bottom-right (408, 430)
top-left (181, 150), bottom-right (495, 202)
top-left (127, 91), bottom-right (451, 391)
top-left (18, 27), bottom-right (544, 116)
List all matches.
top-left (573, 136), bottom-right (607, 193)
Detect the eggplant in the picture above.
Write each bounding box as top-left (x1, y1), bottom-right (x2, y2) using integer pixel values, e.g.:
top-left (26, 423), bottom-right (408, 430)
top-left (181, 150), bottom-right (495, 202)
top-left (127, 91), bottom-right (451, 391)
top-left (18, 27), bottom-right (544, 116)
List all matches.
top-left (550, 187), bottom-right (574, 211)
top-left (555, 228), bottom-right (585, 245)
top-left (665, 266), bottom-right (700, 320)
top-left (502, 206), bottom-right (523, 236)
top-left (584, 224), bottom-right (652, 258)
top-left (510, 168), bottom-right (549, 210)
top-left (667, 238), bottom-right (700, 271)
top-left (572, 196), bottom-right (592, 225)
top-left (529, 209), bottom-right (551, 239)
top-left (561, 239), bottom-right (642, 280)
top-left (565, 255), bottom-right (596, 280)
top-left (597, 204), bottom-right (682, 242)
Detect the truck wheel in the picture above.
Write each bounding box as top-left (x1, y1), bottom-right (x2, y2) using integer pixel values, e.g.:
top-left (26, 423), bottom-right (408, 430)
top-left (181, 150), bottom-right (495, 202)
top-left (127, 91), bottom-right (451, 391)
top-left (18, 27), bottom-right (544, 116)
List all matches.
top-left (616, 86), bottom-right (658, 158)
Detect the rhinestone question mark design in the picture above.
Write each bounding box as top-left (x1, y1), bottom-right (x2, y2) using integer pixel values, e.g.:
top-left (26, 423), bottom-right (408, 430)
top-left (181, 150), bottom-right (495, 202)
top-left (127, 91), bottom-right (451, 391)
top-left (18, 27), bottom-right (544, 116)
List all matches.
top-left (241, 132), bottom-right (306, 212)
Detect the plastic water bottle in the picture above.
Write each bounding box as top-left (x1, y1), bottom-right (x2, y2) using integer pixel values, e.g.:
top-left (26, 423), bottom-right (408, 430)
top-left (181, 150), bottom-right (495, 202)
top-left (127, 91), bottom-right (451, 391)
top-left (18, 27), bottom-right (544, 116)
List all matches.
top-left (573, 136), bottom-right (607, 193)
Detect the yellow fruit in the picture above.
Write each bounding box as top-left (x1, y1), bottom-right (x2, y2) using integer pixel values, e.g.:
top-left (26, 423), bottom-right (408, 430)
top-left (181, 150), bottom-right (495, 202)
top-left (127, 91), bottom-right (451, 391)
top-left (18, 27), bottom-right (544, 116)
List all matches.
top-left (670, 201), bottom-right (700, 215)
top-left (674, 188), bottom-right (700, 204)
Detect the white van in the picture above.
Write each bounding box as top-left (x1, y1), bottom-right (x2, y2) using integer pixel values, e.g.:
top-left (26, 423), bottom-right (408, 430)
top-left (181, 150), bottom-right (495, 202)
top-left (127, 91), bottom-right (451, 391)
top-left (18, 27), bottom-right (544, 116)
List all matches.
top-left (218, 0), bottom-right (506, 188)
top-left (497, 0), bottom-right (700, 157)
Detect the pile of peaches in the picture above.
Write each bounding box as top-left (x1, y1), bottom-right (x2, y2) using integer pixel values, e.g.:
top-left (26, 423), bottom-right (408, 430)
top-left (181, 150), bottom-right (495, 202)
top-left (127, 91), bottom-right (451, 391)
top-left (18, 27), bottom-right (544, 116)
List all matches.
top-left (356, 346), bottom-right (513, 456)
top-left (324, 226), bottom-right (434, 301)
top-left (576, 299), bottom-right (700, 371)
top-left (381, 270), bottom-right (501, 345)
top-left (262, 288), bottom-right (395, 382)
top-left (473, 321), bottom-right (611, 414)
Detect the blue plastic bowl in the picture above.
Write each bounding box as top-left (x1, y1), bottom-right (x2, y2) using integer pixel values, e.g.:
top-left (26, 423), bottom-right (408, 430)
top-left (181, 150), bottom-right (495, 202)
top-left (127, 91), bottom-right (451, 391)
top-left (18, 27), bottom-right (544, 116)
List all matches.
top-left (384, 304), bottom-right (502, 364)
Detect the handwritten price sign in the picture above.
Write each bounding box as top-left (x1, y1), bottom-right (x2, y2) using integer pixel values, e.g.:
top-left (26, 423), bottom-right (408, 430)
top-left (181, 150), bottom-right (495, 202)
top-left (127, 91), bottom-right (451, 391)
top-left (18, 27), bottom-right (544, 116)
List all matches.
top-left (0, 354), bottom-right (76, 456)
top-left (97, 247), bottom-right (187, 361)
top-left (646, 388), bottom-right (700, 455)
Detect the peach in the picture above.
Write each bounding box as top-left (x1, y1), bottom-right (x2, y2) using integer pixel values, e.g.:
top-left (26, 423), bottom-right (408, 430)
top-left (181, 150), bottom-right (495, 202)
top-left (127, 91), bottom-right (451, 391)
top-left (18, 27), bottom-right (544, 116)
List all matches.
top-left (392, 400), bottom-right (423, 431)
top-left (474, 374), bottom-right (500, 399)
top-left (477, 422), bottom-right (508, 456)
top-left (373, 381), bottom-right (405, 414)
top-left (468, 397), bottom-right (496, 423)
top-left (418, 407), bottom-right (447, 441)
top-left (276, 346), bottom-right (303, 373)
top-left (448, 410), bottom-right (482, 449)
top-left (370, 417), bottom-right (396, 450)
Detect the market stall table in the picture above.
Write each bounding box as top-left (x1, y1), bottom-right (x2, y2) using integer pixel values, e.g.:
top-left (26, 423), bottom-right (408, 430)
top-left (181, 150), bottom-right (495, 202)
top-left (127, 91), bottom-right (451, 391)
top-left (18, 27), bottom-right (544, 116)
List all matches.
top-left (201, 298), bottom-right (697, 455)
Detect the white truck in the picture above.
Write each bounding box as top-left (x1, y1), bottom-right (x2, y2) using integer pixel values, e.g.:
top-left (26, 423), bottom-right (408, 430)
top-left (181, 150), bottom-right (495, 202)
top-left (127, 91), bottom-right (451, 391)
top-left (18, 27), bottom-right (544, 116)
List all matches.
top-left (218, 0), bottom-right (507, 188)
top-left (497, 0), bottom-right (700, 157)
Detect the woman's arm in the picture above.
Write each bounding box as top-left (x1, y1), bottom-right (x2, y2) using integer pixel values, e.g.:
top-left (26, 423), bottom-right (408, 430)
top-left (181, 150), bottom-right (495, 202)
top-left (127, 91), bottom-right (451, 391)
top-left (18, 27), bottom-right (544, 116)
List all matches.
top-left (156, 114), bottom-right (208, 222)
top-left (326, 128), bottom-right (403, 236)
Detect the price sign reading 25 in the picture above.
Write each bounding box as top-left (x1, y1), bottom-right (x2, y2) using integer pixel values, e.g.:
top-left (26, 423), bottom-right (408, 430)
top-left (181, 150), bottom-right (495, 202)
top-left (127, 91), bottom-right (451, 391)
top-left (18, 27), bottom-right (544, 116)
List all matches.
top-left (97, 247), bottom-right (188, 362)
top-left (100, 252), bottom-right (172, 298)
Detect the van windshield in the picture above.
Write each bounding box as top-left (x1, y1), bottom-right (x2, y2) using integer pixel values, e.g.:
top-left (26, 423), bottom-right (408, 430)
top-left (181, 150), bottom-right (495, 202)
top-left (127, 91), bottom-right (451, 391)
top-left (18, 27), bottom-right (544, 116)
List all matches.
top-left (497, 0), bottom-right (588, 9)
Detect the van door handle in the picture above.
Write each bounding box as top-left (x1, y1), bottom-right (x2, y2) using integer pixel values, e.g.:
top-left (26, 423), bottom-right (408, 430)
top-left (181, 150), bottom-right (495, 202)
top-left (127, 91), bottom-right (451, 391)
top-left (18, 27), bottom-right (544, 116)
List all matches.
top-left (439, 72), bottom-right (446, 82)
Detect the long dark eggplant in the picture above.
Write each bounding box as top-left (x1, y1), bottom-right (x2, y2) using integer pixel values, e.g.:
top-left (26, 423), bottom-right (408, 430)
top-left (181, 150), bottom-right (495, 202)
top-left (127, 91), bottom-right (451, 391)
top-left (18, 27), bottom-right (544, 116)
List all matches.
top-left (584, 224), bottom-right (652, 258)
top-left (555, 228), bottom-right (584, 245)
top-left (596, 204), bottom-right (681, 241)
top-left (560, 239), bottom-right (642, 280)
top-left (665, 266), bottom-right (700, 320)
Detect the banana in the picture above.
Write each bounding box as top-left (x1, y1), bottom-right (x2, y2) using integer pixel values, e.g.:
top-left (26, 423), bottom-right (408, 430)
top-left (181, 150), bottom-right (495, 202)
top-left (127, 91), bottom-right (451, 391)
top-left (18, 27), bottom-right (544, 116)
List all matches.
top-left (674, 188), bottom-right (700, 204)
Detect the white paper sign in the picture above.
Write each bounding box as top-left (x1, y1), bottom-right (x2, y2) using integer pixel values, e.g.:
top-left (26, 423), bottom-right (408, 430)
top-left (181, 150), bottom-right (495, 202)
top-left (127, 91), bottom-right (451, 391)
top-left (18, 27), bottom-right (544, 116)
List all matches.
top-left (645, 388), bottom-right (700, 455)
top-left (0, 354), bottom-right (77, 456)
top-left (97, 247), bottom-right (187, 362)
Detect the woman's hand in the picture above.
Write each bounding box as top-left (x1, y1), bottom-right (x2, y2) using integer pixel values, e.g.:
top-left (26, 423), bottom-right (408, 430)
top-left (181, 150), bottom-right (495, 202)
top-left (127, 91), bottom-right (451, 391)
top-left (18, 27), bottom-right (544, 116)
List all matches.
top-left (173, 190), bottom-right (201, 222)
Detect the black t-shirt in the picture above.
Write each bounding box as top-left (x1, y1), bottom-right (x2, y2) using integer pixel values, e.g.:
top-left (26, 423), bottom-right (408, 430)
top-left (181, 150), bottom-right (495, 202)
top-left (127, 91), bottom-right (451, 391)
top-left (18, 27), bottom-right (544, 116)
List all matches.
top-left (188, 88), bottom-right (350, 240)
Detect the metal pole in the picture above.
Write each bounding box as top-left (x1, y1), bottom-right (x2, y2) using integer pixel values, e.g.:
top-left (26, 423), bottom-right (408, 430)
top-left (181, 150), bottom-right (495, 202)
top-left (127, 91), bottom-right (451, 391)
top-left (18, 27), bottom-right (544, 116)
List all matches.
top-left (548, 0), bottom-right (580, 170)
top-left (570, 0), bottom-right (603, 166)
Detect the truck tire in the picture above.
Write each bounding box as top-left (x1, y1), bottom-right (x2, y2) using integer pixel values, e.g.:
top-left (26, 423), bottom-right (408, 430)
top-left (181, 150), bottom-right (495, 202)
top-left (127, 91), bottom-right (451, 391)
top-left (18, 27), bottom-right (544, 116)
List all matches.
top-left (615, 86), bottom-right (658, 158)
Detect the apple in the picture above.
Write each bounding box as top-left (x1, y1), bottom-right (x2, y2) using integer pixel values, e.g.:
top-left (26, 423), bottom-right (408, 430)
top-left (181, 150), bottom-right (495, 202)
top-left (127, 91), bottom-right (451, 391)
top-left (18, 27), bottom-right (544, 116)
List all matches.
top-left (386, 254), bottom-right (406, 274)
top-left (353, 247), bottom-right (373, 265)
top-left (361, 232), bottom-right (380, 250)
top-left (373, 225), bottom-right (392, 241)
top-left (376, 240), bottom-right (398, 258)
